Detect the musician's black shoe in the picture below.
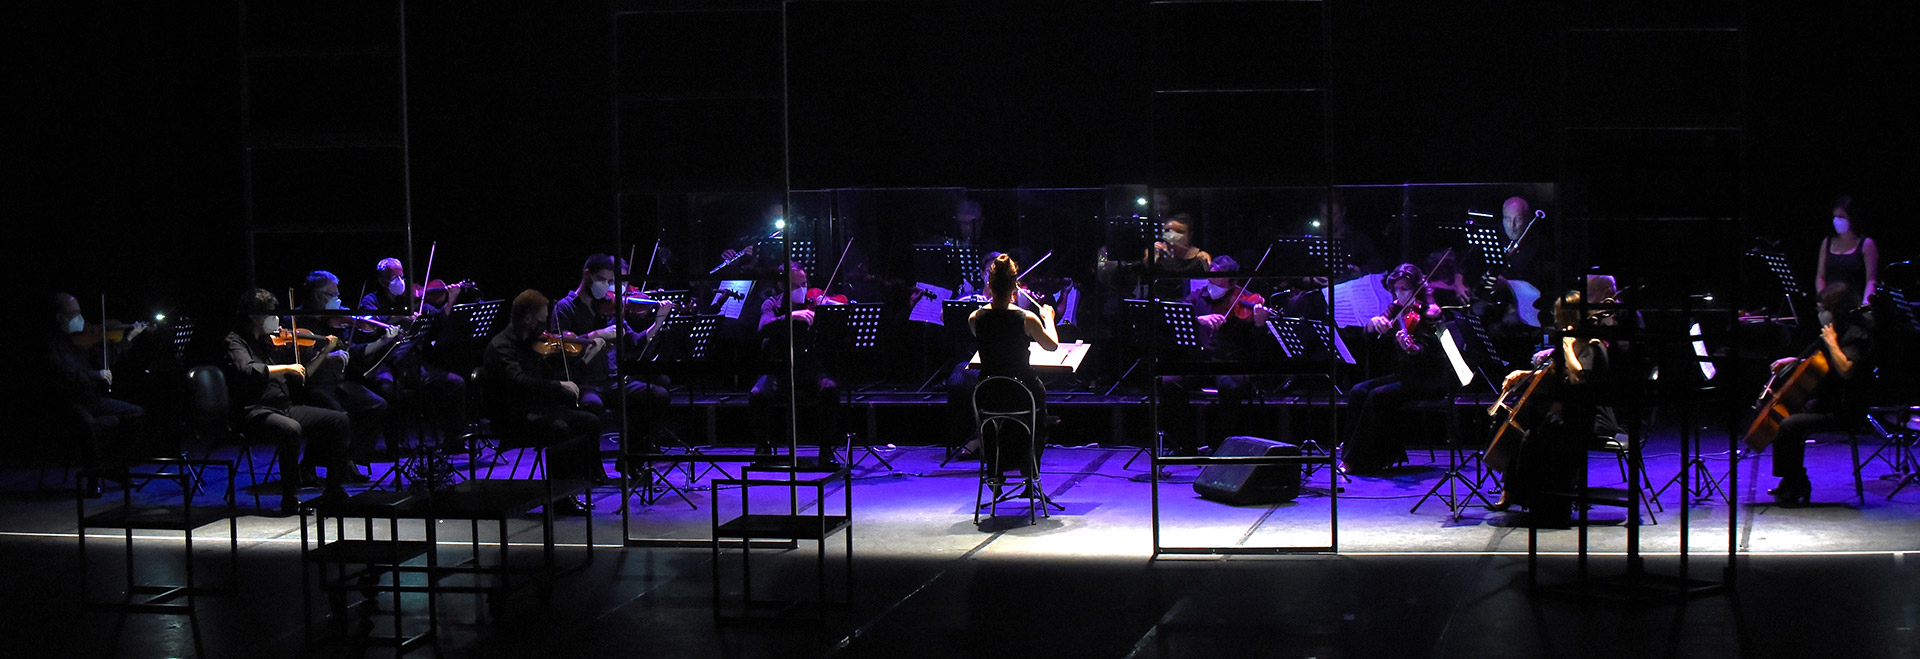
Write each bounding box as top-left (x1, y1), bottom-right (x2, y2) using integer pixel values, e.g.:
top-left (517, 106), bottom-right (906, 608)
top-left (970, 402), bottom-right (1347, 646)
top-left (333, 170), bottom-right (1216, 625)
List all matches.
top-left (1768, 476), bottom-right (1812, 506)
top-left (552, 497), bottom-right (591, 517)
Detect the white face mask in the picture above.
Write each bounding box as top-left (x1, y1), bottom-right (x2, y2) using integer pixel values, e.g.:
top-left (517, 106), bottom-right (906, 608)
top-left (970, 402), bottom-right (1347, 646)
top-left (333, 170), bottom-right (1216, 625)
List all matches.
top-left (1204, 283), bottom-right (1229, 299)
top-left (260, 315), bottom-right (280, 335)
top-left (589, 280), bottom-right (611, 300)
top-left (387, 277), bottom-right (407, 296)
top-left (1162, 230), bottom-right (1187, 246)
top-left (64, 314), bottom-right (85, 334)
top-left (324, 296), bottom-right (343, 310)
top-left (790, 288), bottom-right (809, 304)
top-left (1833, 216), bottom-right (1851, 235)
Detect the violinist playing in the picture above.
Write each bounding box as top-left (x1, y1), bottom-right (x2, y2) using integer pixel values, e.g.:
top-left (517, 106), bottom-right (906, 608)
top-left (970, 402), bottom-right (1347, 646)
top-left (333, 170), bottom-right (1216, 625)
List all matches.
top-left (357, 257), bottom-right (467, 451)
top-left (1340, 263), bottom-right (1455, 474)
top-left (225, 289), bottom-right (353, 514)
top-left (1759, 283), bottom-right (1873, 506)
top-left (751, 264), bottom-right (843, 464)
top-left (1159, 257), bottom-right (1271, 453)
top-left (48, 292), bottom-right (147, 497)
top-left (479, 290), bottom-right (598, 514)
top-left (1486, 290), bottom-right (1618, 524)
top-left (550, 254), bottom-right (675, 455)
top-left (295, 270), bottom-right (389, 473)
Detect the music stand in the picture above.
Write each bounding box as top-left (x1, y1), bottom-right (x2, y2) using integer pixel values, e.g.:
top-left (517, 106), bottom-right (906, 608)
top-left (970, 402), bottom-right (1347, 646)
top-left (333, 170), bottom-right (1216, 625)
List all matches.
top-left (1255, 236), bottom-right (1347, 277)
top-left (1748, 248), bottom-right (1806, 322)
top-left (167, 318), bottom-right (196, 364)
top-left (758, 238), bottom-right (816, 276)
top-left (1125, 299), bottom-right (1199, 351)
top-left (1106, 216), bottom-right (1158, 261)
top-left (814, 304), bottom-right (884, 353)
top-left (1266, 316), bottom-right (1351, 364)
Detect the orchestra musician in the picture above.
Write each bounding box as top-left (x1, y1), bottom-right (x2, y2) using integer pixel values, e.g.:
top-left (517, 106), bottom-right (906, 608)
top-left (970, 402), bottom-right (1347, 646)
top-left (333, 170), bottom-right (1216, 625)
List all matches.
top-left (357, 257), bottom-right (468, 449)
top-left (1760, 283), bottom-right (1874, 505)
top-left (751, 264), bottom-right (844, 464)
top-left (550, 254), bottom-right (674, 453)
top-left (1151, 214), bottom-right (1212, 300)
top-left (295, 270), bottom-right (389, 473)
top-left (968, 254), bottom-right (1060, 491)
top-left (49, 293), bottom-right (147, 497)
top-left (1158, 257), bottom-right (1270, 453)
top-left (226, 288), bottom-right (352, 514)
top-left (1487, 290), bottom-right (1620, 523)
top-left (479, 290), bottom-right (599, 514)
top-left (1816, 196), bottom-right (1878, 302)
top-left (1340, 263), bottom-right (1456, 474)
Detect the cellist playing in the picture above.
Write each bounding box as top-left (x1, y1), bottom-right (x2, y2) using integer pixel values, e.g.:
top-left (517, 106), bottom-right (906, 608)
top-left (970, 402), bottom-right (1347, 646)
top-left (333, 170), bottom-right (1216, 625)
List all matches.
top-left (1486, 290), bottom-right (1618, 524)
top-left (1757, 283), bottom-right (1873, 506)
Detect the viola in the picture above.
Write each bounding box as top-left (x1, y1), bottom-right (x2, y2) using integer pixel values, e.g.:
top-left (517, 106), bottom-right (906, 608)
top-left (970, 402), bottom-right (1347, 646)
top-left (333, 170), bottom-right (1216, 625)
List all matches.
top-left (71, 320), bottom-right (147, 348)
top-left (420, 278), bottom-right (475, 309)
top-left (532, 331), bottom-right (598, 357)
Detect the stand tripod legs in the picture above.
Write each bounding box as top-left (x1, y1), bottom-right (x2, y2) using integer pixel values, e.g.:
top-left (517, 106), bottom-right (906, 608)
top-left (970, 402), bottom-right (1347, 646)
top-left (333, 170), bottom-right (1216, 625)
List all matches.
top-left (1410, 442), bottom-right (1493, 521)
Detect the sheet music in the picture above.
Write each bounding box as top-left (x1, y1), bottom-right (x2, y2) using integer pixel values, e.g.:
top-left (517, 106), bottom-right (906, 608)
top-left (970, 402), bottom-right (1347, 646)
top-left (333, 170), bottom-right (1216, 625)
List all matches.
top-left (1437, 327), bottom-right (1474, 387)
top-left (908, 283), bottom-right (954, 325)
top-left (715, 280), bottom-right (753, 319)
top-left (1327, 273), bottom-right (1392, 327)
top-left (968, 341), bottom-right (1091, 373)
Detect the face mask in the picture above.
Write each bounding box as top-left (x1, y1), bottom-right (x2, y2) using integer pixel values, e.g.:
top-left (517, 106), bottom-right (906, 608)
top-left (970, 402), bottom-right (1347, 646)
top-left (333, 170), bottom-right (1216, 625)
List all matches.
top-left (790, 288), bottom-right (809, 304)
top-left (1833, 217), bottom-right (1851, 235)
top-left (1204, 283), bottom-right (1229, 299)
top-left (261, 316), bottom-right (280, 335)
top-left (324, 296), bottom-right (343, 310)
top-left (1162, 231), bottom-right (1186, 246)
top-left (387, 277), bottom-right (407, 296)
top-left (589, 280), bottom-right (611, 299)
top-left (64, 314), bottom-right (85, 334)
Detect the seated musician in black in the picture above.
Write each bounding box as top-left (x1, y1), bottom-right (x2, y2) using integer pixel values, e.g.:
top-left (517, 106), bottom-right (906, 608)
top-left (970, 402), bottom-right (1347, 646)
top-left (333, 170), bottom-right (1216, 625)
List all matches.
top-left (226, 288), bottom-right (352, 513)
top-left (49, 292), bottom-right (147, 496)
top-left (295, 270), bottom-right (389, 473)
top-left (357, 257), bottom-right (467, 448)
top-left (1763, 283), bottom-right (1873, 505)
top-left (1341, 263), bottom-right (1455, 474)
top-left (480, 290), bottom-right (599, 514)
top-left (751, 264), bottom-right (842, 464)
top-left (1489, 291), bottom-right (1618, 521)
top-left (969, 254), bottom-right (1060, 486)
top-left (1159, 256), bottom-right (1272, 453)
top-left (550, 254), bottom-right (674, 452)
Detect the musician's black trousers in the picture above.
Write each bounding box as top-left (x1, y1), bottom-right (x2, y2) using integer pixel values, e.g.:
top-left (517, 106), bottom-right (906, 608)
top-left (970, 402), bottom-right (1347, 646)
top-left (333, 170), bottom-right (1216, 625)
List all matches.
top-left (307, 380), bottom-right (388, 463)
top-left (371, 363), bottom-right (466, 445)
top-left (74, 397), bottom-right (144, 472)
top-left (1341, 374), bottom-right (1447, 472)
top-left (244, 405), bottom-right (351, 495)
top-left (750, 374), bottom-right (841, 460)
top-left (513, 406), bottom-right (600, 481)
top-left (579, 377), bottom-right (670, 452)
top-left (1770, 411), bottom-right (1835, 478)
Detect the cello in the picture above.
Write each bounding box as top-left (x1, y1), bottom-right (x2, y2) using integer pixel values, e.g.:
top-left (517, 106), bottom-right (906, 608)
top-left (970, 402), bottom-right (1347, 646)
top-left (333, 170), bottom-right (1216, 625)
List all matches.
top-left (1741, 305), bottom-right (1865, 451)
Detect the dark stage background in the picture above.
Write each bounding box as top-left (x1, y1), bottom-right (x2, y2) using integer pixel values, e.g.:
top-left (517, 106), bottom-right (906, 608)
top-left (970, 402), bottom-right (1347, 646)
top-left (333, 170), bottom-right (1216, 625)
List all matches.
top-left (16, 1), bottom-right (1918, 345)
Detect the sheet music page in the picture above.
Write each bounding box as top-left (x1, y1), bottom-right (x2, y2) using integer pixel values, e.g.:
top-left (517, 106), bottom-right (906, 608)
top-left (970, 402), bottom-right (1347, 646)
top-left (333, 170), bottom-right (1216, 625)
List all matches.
top-left (716, 280), bottom-right (753, 319)
top-left (1327, 273), bottom-right (1392, 327)
top-left (908, 283), bottom-right (954, 325)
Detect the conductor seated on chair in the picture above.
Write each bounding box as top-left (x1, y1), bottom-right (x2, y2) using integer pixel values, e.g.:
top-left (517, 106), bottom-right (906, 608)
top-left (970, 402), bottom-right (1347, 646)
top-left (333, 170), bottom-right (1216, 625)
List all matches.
top-left (968, 254), bottom-right (1061, 482)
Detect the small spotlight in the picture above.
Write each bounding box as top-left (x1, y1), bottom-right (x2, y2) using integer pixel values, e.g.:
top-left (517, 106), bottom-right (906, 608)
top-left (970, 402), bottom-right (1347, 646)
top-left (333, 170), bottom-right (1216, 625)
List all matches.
top-left (774, 218), bottom-right (786, 230)
top-left (1136, 197), bottom-right (1148, 206)
top-left (1309, 220), bottom-right (1321, 228)
top-left (154, 313), bottom-right (166, 322)
top-left (1702, 294), bottom-right (1714, 303)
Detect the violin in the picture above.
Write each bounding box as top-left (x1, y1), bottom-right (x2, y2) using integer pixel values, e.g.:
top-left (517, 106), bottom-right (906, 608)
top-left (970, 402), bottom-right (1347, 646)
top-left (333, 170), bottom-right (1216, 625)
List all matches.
top-left (803, 287), bottom-right (850, 308)
top-left (420, 278), bottom-right (475, 310)
top-left (71, 320), bottom-right (147, 348)
top-left (532, 331), bottom-right (598, 357)
top-left (1205, 286), bottom-right (1267, 321)
top-left (271, 327), bottom-right (340, 350)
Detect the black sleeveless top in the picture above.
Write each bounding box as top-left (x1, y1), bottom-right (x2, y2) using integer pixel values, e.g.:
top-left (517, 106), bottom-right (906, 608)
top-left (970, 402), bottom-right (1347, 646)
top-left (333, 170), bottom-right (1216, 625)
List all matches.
top-left (974, 308), bottom-right (1035, 378)
top-left (1826, 238), bottom-right (1867, 293)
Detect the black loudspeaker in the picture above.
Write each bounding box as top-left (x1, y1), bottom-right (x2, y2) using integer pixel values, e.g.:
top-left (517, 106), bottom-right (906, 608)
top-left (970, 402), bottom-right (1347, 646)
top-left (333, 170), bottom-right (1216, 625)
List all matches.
top-left (1193, 436), bottom-right (1301, 505)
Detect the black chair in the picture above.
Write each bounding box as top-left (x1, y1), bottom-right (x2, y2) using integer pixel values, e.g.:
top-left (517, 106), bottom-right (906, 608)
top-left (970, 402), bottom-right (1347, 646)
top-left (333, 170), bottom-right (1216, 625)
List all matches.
top-left (76, 453), bottom-right (238, 656)
top-left (972, 376), bottom-right (1058, 524)
top-left (184, 365), bottom-right (279, 510)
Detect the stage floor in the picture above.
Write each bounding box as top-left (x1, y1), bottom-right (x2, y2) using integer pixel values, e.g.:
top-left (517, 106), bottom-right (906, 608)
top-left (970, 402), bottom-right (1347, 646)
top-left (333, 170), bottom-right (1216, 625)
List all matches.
top-left (2, 424), bottom-right (1915, 658)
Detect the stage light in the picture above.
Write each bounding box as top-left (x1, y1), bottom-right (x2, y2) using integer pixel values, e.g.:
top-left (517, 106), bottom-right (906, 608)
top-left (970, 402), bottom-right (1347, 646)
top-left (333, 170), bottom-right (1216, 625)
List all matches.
top-left (154, 313), bottom-right (165, 322)
top-left (1136, 197), bottom-right (1148, 206)
top-left (1309, 220), bottom-right (1321, 229)
top-left (774, 218), bottom-right (786, 230)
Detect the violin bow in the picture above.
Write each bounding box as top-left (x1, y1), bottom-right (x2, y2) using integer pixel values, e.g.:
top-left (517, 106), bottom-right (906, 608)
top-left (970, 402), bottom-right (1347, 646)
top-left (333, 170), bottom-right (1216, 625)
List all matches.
top-left (99, 294), bottom-right (112, 393)
top-left (1012, 251), bottom-right (1053, 308)
top-left (1223, 243), bottom-right (1277, 317)
top-left (286, 289), bottom-right (301, 369)
top-left (819, 237), bottom-right (855, 299)
top-left (415, 241), bottom-right (438, 316)
top-left (1387, 247), bottom-right (1452, 323)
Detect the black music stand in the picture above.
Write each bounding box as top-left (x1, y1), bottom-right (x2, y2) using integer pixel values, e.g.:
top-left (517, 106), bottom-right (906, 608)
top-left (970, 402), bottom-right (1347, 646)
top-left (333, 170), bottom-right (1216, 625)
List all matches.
top-left (1106, 216), bottom-right (1158, 261)
top-left (814, 304), bottom-right (884, 353)
top-left (1264, 316), bottom-right (1351, 478)
top-left (759, 238), bottom-right (817, 276)
top-left (1748, 248), bottom-right (1808, 324)
top-left (1253, 236), bottom-right (1347, 278)
top-left (1126, 299), bottom-right (1200, 351)
top-left (627, 313), bottom-right (727, 500)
